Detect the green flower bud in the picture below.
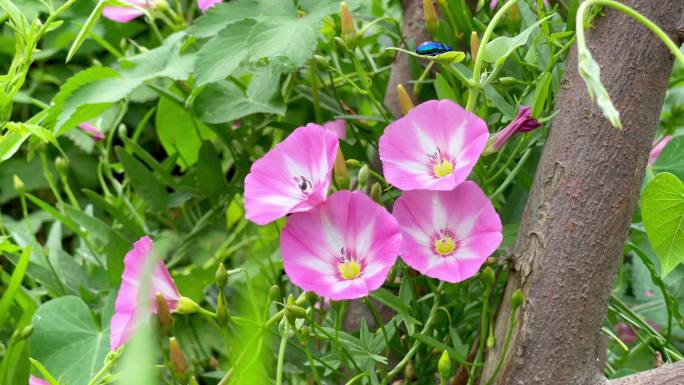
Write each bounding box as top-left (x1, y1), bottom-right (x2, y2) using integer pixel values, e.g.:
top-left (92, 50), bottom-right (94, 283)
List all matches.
top-left (340, 2), bottom-right (357, 49)
top-left (333, 36), bottom-right (349, 52)
top-left (423, 0), bottom-right (439, 35)
top-left (55, 157), bottom-right (69, 175)
top-left (357, 165), bottom-right (370, 186)
top-left (345, 159), bottom-right (362, 168)
top-left (285, 304), bottom-right (308, 320)
top-left (313, 55), bottom-right (329, 68)
top-left (437, 350), bottom-right (451, 380)
top-left (13, 175), bottom-right (25, 195)
top-left (215, 263), bottom-right (228, 289)
top-left (511, 288), bottom-right (524, 310)
top-left (287, 293), bottom-right (296, 306)
top-left (269, 285), bottom-right (281, 302)
top-left (216, 293), bottom-right (230, 326)
top-left (483, 266), bottom-right (496, 287)
top-left (370, 183), bottom-right (382, 203)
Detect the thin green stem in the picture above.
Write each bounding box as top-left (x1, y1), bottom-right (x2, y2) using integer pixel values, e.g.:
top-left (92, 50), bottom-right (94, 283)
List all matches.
top-left (275, 324), bottom-right (289, 385)
top-left (468, 283), bottom-right (493, 385)
top-left (465, 0), bottom-right (520, 112)
top-left (484, 307), bottom-right (519, 385)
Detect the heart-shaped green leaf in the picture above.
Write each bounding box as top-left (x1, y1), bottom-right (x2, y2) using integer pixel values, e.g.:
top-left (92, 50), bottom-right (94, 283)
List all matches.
top-left (30, 296), bottom-right (109, 385)
top-left (642, 172), bottom-right (684, 276)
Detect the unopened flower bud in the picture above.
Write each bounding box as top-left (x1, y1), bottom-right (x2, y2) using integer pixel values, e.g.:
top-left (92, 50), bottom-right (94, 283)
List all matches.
top-left (301, 325), bottom-right (311, 339)
top-left (397, 84), bottom-right (414, 115)
top-left (483, 106), bottom-right (540, 155)
top-left (511, 289), bottom-right (524, 310)
top-left (404, 360), bottom-right (415, 379)
top-left (269, 285), bottom-right (281, 302)
top-left (176, 296), bottom-right (200, 314)
top-left (333, 36), bottom-right (349, 52)
top-left (189, 377), bottom-right (200, 385)
top-left (357, 165), bottom-right (370, 186)
top-left (156, 292), bottom-right (174, 334)
top-left (216, 293), bottom-right (230, 326)
top-left (313, 55), bottom-right (329, 68)
top-left (423, 0), bottom-right (439, 35)
top-left (13, 175), bottom-right (25, 195)
top-left (508, 3), bottom-right (521, 27)
top-left (55, 157), bottom-right (69, 174)
top-left (287, 293), bottom-right (296, 306)
top-left (483, 266), bottom-right (495, 287)
top-left (334, 148), bottom-right (350, 190)
top-left (340, 2), bottom-right (357, 49)
top-left (487, 324), bottom-right (495, 348)
top-left (215, 263), bottom-right (228, 289)
top-left (345, 159), bottom-right (362, 168)
top-left (470, 31), bottom-right (480, 62)
top-left (169, 337), bottom-right (188, 384)
top-left (285, 304), bottom-right (308, 320)
top-left (648, 135), bottom-right (672, 166)
top-left (437, 350), bottom-right (451, 380)
top-left (11, 325), bottom-right (33, 342)
top-left (370, 183), bottom-right (382, 203)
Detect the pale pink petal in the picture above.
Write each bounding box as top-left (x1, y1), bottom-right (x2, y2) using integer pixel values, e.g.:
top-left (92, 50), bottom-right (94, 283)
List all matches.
top-left (647, 135), bottom-right (672, 166)
top-left (29, 376), bottom-right (50, 385)
top-left (281, 191), bottom-right (401, 300)
top-left (244, 124), bottom-right (339, 225)
top-left (323, 119), bottom-right (346, 140)
top-left (198, 0), bottom-right (223, 12)
top-left (102, 6), bottom-right (145, 23)
top-left (379, 99), bottom-right (488, 191)
top-left (79, 122), bottom-right (105, 141)
top-left (110, 236), bottom-right (180, 351)
top-left (392, 182), bottom-right (502, 283)
top-left (489, 0), bottom-right (498, 8)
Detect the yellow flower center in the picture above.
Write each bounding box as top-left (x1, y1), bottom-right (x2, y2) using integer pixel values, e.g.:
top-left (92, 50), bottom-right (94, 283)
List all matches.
top-left (433, 160), bottom-right (454, 178)
top-left (434, 237), bottom-right (456, 256)
top-left (338, 260), bottom-right (362, 280)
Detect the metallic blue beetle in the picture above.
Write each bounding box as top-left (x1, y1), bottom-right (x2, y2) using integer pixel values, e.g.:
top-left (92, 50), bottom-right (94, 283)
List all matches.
top-left (416, 41), bottom-right (453, 56)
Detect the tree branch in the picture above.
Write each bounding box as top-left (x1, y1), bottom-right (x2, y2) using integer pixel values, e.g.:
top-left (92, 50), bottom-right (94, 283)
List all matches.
top-left (480, 1), bottom-right (684, 384)
top-left (609, 360), bottom-right (684, 385)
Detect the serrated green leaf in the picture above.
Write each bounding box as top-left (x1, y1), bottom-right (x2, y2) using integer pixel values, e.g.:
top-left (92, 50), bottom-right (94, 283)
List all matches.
top-left (194, 73), bottom-right (285, 124)
top-left (30, 296), bottom-right (109, 385)
top-left (155, 89), bottom-right (215, 168)
top-left (642, 172), bottom-right (684, 276)
top-left (195, 19), bottom-right (255, 86)
top-left (57, 33), bottom-right (195, 135)
top-left (115, 147), bottom-right (170, 211)
top-left (481, 16), bottom-right (552, 64)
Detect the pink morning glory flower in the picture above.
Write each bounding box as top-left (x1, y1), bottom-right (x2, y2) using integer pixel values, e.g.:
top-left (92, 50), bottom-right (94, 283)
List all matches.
top-left (198, 0), bottom-right (223, 12)
top-left (244, 124), bottom-right (339, 225)
top-left (29, 376), bottom-right (49, 385)
top-left (647, 135), bottom-right (672, 166)
top-left (110, 236), bottom-right (180, 351)
top-left (392, 182), bottom-right (502, 283)
top-left (484, 106), bottom-right (540, 155)
top-left (323, 119), bottom-right (346, 140)
top-left (103, 0), bottom-right (149, 23)
top-left (78, 122), bottom-right (105, 141)
top-left (379, 99), bottom-right (489, 191)
top-left (281, 190), bottom-right (402, 300)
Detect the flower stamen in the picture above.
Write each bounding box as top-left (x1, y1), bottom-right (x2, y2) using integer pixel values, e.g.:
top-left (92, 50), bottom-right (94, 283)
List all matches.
top-left (433, 160), bottom-right (454, 177)
top-left (338, 260), bottom-right (362, 280)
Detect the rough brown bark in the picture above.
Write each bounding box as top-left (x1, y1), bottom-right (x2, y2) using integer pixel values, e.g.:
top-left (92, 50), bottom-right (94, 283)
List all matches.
top-left (384, 0), bottom-right (431, 117)
top-left (479, 1), bottom-right (684, 385)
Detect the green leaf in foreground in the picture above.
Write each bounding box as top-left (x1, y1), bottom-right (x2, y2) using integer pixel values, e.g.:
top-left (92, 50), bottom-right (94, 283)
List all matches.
top-left (642, 172), bottom-right (684, 276)
top-left (481, 16), bottom-right (552, 65)
top-left (30, 296), bottom-right (109, 385)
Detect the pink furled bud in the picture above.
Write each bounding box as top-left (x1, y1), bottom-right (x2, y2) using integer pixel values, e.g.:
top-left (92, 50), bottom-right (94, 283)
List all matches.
top-left (647, 135), bottom-right (672, 166)
top-left (484, 106), bottom-right (540, 155)
top-left (198, 0), bottom-right (222, 12)
top-left (78, 122), bottom-right (105, 141)
top-left (29, 376), bottom-right (50, 385)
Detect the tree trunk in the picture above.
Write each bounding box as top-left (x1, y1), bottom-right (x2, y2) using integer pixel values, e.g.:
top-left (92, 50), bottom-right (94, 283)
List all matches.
top-left (480, 1), bottom-right (684, 385)
top-left (384, 0), bottom-right (431, 117)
